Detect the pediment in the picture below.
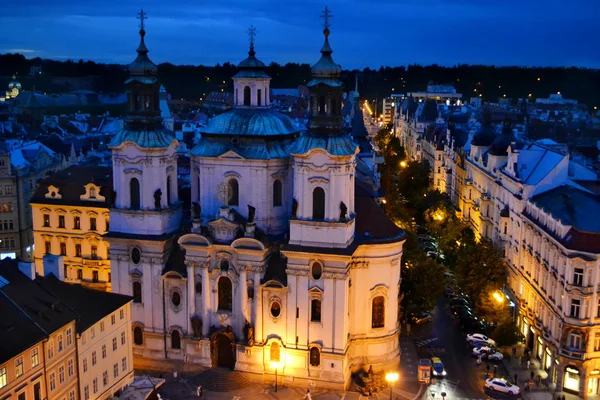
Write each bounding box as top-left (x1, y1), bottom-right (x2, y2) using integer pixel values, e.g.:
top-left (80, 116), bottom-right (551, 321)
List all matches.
top-left (308, 286), bottom-right (324, 295)
top-left (207, 217), bottom-right (240, 244)
top-left (218, 150), bottom-right (245, 160)
top-left (130, 268), bottom-right (143, 278)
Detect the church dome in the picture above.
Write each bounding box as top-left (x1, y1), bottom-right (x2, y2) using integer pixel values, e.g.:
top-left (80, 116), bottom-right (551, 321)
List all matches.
top-left (310, 26), bottom-right (341, 82)
top-left (233, 39), bottom-right (270, 79)
top-left (201, 108), bottom-right (302, 136)
top-left (8, 75), bottom-right (21, 89)
top-left (128, 27), bottom-right (158, 77)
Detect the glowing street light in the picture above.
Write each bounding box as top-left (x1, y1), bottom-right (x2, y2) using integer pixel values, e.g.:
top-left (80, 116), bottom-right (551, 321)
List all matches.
top-left (493, 291), bottom-right (504, 304)
top-left (400, 161), bottom-right (407, 168)
top-left (270, 361), bottom-right (282, 392)
top-left (386, 372), bottom-right (399, 400)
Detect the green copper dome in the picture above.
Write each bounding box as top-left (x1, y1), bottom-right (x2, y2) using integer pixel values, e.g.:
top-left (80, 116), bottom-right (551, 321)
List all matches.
top-left (201, 108), bottom-right (302, 136)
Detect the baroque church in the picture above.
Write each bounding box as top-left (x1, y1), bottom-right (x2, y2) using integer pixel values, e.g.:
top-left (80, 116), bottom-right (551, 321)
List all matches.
top-left (108, 9), bottom-right (405, 389)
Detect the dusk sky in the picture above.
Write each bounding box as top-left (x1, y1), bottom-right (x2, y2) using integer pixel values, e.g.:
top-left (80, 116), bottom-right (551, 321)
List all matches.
top-left (1, 0), bottom-right (599, 69)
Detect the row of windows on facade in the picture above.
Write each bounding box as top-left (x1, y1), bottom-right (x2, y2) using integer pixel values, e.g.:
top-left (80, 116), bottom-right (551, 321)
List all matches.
top-left (133, 275), bottom-right (385, 329)
top-left (309, 95), bottom-right (341, 117)
top-left (82, 358), bottom-right (128, 400)
top-left (45, 241), bottom-right (101, 260)
top-left (0, 184), bottom-right (13, 195)
top-left (0, 379), bottom-right (45, 400)
top-left (67, 267), bottom-right (110, 284)
top-left (127, 176), bottom-right (173, 210)
top-left (0, 347), bottom-right (42, 389)
top-left (82, 309), bottom-right (127, 346)
top-left (0, 202), bottom-right (14, 213)
top-left (47, 357), bottom-right (76, 392)
top-left (0, 219), bottom-right (15, 231)
top-left (1, 237), bottom-right (16, 249)
top-left (43, 214), bottom-right (108, 232)
top-left (82, 332), bottom-right (128, 374)
top-left (236, 86), bottom-right (265, 107)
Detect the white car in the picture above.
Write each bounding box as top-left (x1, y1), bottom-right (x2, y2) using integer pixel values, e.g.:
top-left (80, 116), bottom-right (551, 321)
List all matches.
top-left (485, 378), bottom-right (520, 395)
top-left (472, 346), bottom-right (495, 356)
top-left (466, 333), bottom-right (496, 346)
top-left (485, 352), bottom-right (504, 361)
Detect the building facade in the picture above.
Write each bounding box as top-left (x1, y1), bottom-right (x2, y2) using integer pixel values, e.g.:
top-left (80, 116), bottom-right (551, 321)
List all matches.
top-left (108, 11), bottom-right (405, 390)
top-left (30, 166), bottom-right (113, 290)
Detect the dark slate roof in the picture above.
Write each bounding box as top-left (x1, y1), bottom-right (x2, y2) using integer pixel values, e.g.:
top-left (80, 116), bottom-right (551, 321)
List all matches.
top-left (109, 128), bottom-right (176, 149)
top-left (30, 165), bottom-right (113, 208)
top-left (420, 99), bottom-right (439, 122)
top-left (201, 108), bottom-right (302, 137)
top-left (471, 124), bottom-right (496, 147)
top-left (0, 259), bottom-right (78, 363)
top-left (191, 137), bottom-right (292, 160)
top-left (35, 274), bottom-right (132, 333)
top-left (488, 124), bottom-right (523, 156)
top-left (288, 133), bottom-right (358, 156)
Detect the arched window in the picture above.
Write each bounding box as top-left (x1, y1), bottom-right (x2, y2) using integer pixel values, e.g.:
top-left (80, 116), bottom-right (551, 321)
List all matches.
top-left (228, 179), bottom-right (239, 206)
top-left (166, 175), bottom-right (171, 205)
top-left (133, 327), bottom-right (143, 346)
top-left (133, 281), bottom-right (142, 303)
top-left (171, 291), bottom-right (181, 307)
top-left (312, 187), bottom-right (325, 220)
top-left (218, 277), bottom-right (232, 311)
top-left (319, 96), bottom-right (326, 114)
top-left (130, 178), bottom-right (140, 210)
top-left (243, 86), bottom-right (251, 106)
top-left (273, 179), bottom-right (282, 207)
top-left (311, 299), bottom-right (321, 322)
top-left (310, 347), bottom-right (320, 367)
top-left (257, 89), bottom-right (262, 106)
top-left (331, 98), bottom-right (337, 116)
top-left (171, 330), bottom-right (181, 349)
top-left (220, 259), bottom-right (229, 272)
top-left (195, 281), bottom-right (202, 295)
top-left (372, 296), bottom-right (385, 328)
top-left (270, 343), bottom-right (280, 362)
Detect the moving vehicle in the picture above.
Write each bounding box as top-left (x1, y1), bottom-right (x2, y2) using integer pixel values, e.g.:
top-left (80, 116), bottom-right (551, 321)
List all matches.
top-left (466, 333), bottom-right (496, 346)
top-left (485, 378), bottom-right (520, 395)
top-left (431, 357), bottom-right (447, 377)
top-left (485, 352), bottom-right (504, 361)
top-left (412, 313), bottom-right (433, 325)
top-left (473, 346), bottom-right (496, 356)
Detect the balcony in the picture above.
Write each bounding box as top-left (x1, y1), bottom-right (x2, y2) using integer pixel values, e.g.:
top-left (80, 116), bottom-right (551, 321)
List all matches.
top-left (560, 347), bottom-right (584, 360)
top-left (481, 193), bottom-right (491, 201)
top-left (565, 282), bottom-right (594, 296)
top-left (82, 257), bottom-right (106, 268)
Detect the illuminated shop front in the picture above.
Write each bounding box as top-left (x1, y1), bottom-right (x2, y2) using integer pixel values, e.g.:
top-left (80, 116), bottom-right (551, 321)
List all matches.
top-left (564, 366), bottom-right (580, 393)
top-left (537, 337), bottom-right (544, 360)
top-left (588, 370), bottom-right (600, 396)
top-left (544, 348), bottom-right (552, 371)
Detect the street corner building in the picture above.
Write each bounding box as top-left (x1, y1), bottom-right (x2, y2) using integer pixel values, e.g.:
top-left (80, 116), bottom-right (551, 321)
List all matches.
top-left (100, 10), bottom-right (406, 390)
top-left (0, 258), bottom-right (134, 400)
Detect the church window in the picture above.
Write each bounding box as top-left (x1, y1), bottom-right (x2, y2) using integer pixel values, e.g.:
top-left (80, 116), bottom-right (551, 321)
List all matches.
top-left (312, 187), bottom-right (325, 220)
top-left (171, 330), bottom-right (181, 349)
top-left (130, 178), bottom-right (140, 210)
top-left (270, 301), bottom-right (281, 318)
top-left (273, 179), bottom-right (282, 207)
top-left (247, 285), bottom-right (254, 300)
top-left (171, 290), bottom-right (181, 307)
top-left (311, 262), bottom-right (323, 280)
top-left (220, 259), bottom-right (229, 272)
top-left (218, 277), bottom-right (232, 311)
top-left (331, 98), bottom-right (337, 116)
top-left (243, 86), bottom-right (251, 106)
top-left (311, 299), bottom-right (321, 322)
top-left (227, 179), bottom-right (239, 206)
top-left (133, 327), bottom-right (143, 346)
top-left (131, 248), bottom-right (141, 265)
top-left (309, 347), bottom-right (320, 367)
top-left (133, 281), bottom-right (142, 303)
top-left (257, 89), bottom-right (262, 106)
top-left (166, 175), bottom-right (172, 205)
top-left (319, 96), bottom-right (326, 114)
top-left (372, 296), bottom-right (385, 329)
top-left (270, 343), bottom-right (280, 362)
top-left (195, 281), bottom-right (202, 295)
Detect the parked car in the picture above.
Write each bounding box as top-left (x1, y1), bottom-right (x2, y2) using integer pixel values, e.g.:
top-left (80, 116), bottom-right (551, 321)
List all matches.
top-left (485, 378), bottom-right (520, 395)
top-left (431, 357), bottom-right (447, 377)
top-left (473, 346), bottom-right (496, 356)
top-left (467, 333), bottom-right (496, 346)
top-left (469, 340), bottom-right (489, 348)
top-left (411, 313), bottom-right (433, 325)
top-left (485, 352), bottom-right (504, 361)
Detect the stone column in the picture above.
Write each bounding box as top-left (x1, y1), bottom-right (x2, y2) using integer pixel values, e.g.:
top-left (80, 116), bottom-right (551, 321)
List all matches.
top-left (186, 263), bottom-right (196, 335)
top-left (238, 267), bottom-right (248, 339)
top-left (201, 265), bottom-right (210, 337)
top-left (254, 270), bottom-right (263, 343)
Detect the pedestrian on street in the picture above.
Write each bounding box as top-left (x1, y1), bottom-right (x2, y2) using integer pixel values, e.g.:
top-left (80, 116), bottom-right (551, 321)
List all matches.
top-left (527, 359), bottom-right (531, 369)
top-left (196, 385), bottom-right (203, 397)
top-left (305, 389), bottom-right (312, 400)
top-left (493, 365), bottom-right (498, 376)
top-left (530, 370), bottom-right (535, 381)
top-left (514, 373), bottom-right (518, 384)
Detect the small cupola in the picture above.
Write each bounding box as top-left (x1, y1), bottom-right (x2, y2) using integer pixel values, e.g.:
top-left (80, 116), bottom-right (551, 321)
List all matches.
top-left (232, 26), bottom-right (271, 108)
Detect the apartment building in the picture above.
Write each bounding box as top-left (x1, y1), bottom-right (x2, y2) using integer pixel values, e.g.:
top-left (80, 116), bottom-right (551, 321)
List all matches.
top-left (30, 166), bottom-right (113, 291)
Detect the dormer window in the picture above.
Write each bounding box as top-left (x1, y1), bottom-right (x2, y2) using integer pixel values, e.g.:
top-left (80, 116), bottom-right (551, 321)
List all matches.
top-left (89, 187), bottom-right (96, 199)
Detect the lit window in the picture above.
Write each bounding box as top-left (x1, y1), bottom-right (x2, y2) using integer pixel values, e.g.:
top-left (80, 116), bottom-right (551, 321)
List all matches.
top-left (31, 348), bottom-right (39, 367)
top-left (15, 357), bottom-right (23, 377)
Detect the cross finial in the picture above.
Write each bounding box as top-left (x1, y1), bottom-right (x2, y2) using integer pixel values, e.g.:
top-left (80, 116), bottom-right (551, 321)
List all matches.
top-left (137, 9), bottom-right (147, 30)
top-left (321, 6), bottom-right (332, 29)
top-left (248, 25), bottom-right (257, 46)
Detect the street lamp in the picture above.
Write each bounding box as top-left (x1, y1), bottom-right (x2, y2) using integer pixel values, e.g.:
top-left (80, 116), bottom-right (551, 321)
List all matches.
top-left (385, 372), bottom-right (399, 400)
top-left (269, 361), bottom-right (282, 392)
top-left (493, 291), bottom-right (504, 304)
top-left (400, 161), bottom-right (407, 168)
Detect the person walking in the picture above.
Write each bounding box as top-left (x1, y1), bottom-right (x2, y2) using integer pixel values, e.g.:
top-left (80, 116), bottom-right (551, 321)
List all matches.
top-left (196, 385), bottom-right (203, 398)
top-left (304, 389), bottom-right (312, 400)
top-left (527, 359), bottom-right (531, 369)
top-left (514, 373), bottom-right (518, 384)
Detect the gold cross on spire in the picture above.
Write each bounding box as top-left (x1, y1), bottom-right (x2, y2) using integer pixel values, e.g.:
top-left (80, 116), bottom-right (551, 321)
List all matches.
top-left (248, 25), bottom-right (257, 46)
top-left (137, 9), bottom-right (147, 30)
top-left (321, 6), bottom-right (332, 29)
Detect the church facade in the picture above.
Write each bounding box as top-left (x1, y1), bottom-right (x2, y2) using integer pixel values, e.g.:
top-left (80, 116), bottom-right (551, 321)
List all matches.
top-left (108, 11), bottom-right (405, 389)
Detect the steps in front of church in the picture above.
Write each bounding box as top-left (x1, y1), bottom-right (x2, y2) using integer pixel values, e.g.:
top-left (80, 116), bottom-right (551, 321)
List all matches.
top-left (196, 367), bottom-right (251, 392)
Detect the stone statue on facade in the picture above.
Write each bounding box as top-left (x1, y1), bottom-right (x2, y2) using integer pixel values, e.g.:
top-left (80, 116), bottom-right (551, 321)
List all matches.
top-left (291, 198), bottom-right (298, 218)
top-left (192, 202), bottom-right (201, 219)
top-left (243, 320), bottom-right (254, 346)
top-left (248, 205), bottom-right (256, 223)
top-left (340, 201), bottom-right (348, 222)
top-left (154, 189), bottom-right (162, 210)
top-left (191, 315), bottom-right (203, 338)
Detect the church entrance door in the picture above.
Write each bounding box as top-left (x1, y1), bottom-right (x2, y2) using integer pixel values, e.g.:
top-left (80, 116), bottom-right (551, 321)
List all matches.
top-left (215, 334), bottom-right (235, 368)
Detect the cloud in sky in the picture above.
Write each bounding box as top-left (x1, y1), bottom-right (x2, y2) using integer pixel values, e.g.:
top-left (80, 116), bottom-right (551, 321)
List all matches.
top-left (0, 0), bottom-right (598, 68)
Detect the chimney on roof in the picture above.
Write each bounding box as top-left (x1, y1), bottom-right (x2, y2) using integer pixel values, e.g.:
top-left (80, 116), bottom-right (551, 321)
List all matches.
top-left (42, 254), bottom-right (65, 281)
top-left (18, 261), bottom-right (36, 280)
